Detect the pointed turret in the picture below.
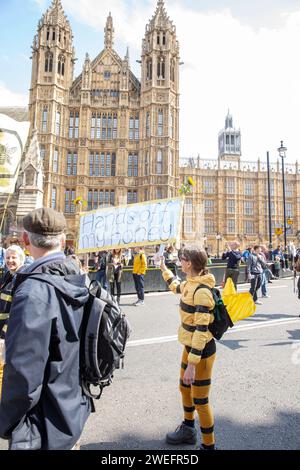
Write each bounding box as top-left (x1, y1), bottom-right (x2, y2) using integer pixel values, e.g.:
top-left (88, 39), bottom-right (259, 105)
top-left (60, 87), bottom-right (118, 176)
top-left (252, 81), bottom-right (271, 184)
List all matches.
top-left (218, 111), bottom-right (241, 161)
top-left (82, 52), bottom-right (92, 90)
top-left (104, 12), bottom-right (114, 49)
top-left (43, 0), bottom-right (70, 28)
top-left (225, 110), bottom-right (233, 129)
top-left (147, 0), bottom-right (174, 32)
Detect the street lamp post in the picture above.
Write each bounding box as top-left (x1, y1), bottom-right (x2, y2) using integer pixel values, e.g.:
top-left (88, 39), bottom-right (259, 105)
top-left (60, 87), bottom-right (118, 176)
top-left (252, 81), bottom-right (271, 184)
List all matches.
top-left (277, 141), bottom-right (287, 249)
top-left (216, 233), bottom-right (222, 259)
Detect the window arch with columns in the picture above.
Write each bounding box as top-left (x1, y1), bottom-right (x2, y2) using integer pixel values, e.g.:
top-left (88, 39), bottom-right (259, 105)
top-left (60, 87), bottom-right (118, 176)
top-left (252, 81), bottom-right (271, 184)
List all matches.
top-left (45, 52), bottom-right (53, 72)
top-left (58, 54), bottom-right (65, 76)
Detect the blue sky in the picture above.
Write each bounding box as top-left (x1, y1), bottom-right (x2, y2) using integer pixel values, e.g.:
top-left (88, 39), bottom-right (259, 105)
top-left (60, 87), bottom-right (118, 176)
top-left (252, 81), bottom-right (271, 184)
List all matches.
top-left (1, 0), bottom-right (300, 162)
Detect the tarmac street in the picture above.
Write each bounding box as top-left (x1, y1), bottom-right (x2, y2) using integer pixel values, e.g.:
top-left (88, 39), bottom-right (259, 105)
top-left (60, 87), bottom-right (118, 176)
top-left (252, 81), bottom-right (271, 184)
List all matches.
top-left (0, 278), bottom-right (299, 450)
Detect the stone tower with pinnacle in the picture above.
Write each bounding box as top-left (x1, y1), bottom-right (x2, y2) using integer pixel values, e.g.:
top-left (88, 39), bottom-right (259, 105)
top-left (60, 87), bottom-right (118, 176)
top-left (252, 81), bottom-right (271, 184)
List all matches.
top-left (140, 0), bottom-right (180, 200)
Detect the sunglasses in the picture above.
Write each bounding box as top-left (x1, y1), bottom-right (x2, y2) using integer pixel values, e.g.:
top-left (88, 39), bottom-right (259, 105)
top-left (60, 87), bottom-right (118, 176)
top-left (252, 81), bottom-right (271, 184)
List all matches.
top-left (180, 256), bottom-right (189, 262)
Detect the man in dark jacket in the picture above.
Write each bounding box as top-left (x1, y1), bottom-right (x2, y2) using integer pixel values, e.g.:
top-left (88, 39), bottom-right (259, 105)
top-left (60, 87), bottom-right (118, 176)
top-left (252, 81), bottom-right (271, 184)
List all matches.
top-left (0, 208), bottom-right (91, 450)
top-left (222, 242), bottom-right (242, 289)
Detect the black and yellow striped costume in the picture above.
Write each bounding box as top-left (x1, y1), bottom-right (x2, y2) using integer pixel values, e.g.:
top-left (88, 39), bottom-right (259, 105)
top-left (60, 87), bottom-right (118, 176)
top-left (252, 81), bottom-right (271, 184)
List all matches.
top-left (163, 268), bottom-right (216, 448)
top-left (0, 272), bottom-right (14, 399)
top-left (0, 272), bottom-right (14, 340)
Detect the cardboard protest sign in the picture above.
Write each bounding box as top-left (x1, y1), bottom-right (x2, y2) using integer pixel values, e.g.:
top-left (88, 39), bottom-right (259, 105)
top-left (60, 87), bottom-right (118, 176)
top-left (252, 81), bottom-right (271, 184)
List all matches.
top-left (0, 114), bottom-right (30, 194)
top-left (77, 197), bottom-right (184, 253)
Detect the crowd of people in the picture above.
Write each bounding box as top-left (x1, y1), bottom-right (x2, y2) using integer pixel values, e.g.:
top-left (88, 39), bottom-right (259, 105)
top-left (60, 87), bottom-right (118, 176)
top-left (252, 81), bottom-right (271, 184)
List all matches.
top-left (222, 241), bottom-right (298, 305)
top-left (0, 208), bottom-right (299, 450)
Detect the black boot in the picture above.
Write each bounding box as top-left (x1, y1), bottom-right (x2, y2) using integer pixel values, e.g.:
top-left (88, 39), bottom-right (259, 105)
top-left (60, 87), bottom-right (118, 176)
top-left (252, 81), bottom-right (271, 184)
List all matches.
top-left (166, 422), bottom-right (197, 445)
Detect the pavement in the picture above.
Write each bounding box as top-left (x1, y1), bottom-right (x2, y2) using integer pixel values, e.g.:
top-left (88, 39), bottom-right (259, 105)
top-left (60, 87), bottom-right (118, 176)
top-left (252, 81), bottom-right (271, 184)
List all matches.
top-left (0, 277), bottom-right (299, 451)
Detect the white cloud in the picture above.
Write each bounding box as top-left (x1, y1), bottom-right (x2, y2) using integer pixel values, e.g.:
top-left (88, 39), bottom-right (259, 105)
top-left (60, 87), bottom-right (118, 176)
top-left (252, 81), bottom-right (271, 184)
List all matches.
top-left (0, 82), bottom-right (28, 107)
top-left (31, 0), bottom-right (47, 8)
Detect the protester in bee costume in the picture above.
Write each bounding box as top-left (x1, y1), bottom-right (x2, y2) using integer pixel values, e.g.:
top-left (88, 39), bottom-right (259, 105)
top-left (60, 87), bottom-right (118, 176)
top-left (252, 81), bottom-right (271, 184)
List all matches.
top-left (160, 247), bottom-right (217, 450)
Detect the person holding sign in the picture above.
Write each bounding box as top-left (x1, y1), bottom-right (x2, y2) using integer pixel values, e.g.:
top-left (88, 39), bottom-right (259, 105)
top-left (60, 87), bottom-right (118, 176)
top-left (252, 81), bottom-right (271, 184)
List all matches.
top-left (160, 247), bottom-right (217, 450)
top-left (132, 247), bottom-right (147, 306)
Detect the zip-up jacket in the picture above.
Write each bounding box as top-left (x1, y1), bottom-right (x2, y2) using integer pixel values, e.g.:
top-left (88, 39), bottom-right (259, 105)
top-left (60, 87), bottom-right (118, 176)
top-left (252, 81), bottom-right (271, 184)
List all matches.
top-left (0, 253), bottom-right (91, 450)
top-left (246, 253), bottom-right (266, 276)
top-left (133, 252), bottom-right (147, 275)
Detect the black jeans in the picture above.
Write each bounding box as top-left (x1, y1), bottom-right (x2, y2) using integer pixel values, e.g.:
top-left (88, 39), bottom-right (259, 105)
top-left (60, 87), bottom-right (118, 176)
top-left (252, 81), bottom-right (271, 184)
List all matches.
top-left (110, 272), bottom-right (121, 300)
top-left (249, 274), bottom-right (262, 302)
top-left (133, 274), bottom-right (145, 301)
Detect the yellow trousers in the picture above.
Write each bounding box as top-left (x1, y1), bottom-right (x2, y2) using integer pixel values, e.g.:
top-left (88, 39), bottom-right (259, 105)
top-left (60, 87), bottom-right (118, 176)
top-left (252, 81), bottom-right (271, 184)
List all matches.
top-left (180, 347), bottom-right (216, 447)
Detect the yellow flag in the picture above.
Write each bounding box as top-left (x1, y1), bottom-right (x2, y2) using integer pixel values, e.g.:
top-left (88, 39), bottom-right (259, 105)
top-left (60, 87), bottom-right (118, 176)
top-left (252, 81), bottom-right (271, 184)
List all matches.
top-left (222, 277), bottom-right (237, 296)
top-left (222, 278), bottom-right (256, 323)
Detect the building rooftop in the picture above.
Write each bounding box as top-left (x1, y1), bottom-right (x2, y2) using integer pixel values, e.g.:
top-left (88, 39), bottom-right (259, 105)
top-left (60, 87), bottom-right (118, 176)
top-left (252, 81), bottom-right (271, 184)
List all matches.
top-left (0, 107), bottom-right (29, 122)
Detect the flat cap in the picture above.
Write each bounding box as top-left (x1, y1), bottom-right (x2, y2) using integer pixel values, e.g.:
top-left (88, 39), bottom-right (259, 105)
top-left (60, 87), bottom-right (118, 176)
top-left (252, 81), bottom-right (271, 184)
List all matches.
top-left (23, 207), bottom-right (66, 236)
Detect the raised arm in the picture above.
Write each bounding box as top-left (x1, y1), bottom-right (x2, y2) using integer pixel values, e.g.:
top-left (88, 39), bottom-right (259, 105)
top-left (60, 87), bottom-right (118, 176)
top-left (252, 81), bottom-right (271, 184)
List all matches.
top-left (160, 257), bottom-right (184, 295)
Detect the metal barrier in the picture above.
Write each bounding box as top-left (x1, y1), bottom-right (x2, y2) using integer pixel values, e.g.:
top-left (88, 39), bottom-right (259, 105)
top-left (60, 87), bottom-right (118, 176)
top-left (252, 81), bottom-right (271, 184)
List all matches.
top-left (89, 264), bottom-right (293, 295)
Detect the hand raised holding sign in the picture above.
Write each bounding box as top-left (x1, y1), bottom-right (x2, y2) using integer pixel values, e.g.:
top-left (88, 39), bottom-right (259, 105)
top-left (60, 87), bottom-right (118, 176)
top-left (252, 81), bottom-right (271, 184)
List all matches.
top-left (160, 256), bottom-right (167, 273)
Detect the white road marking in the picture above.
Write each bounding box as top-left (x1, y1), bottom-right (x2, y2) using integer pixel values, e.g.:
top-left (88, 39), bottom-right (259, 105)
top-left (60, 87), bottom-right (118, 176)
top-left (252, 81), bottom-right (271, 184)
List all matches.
top-left (123, 283), bottom-right (290, 299)
top-left (127, 317), bottom-right (300, 348)
top-left (237, 285), bottom-right (288, 292)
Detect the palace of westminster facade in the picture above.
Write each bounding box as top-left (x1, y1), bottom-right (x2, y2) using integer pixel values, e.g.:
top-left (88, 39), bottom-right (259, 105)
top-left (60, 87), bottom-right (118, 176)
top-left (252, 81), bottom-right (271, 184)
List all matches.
top-left (1, 0), bottom-right (300, 254)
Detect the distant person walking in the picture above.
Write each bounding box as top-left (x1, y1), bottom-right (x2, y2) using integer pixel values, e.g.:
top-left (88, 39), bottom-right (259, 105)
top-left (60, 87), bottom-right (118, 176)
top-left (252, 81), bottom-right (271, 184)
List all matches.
top-left (222, 242), bottom-right (241, 289)
top-left (259, 246), bottom-right (271, 298)
top-left (132, 247), bottom-right (147, 306)
top-left (247, 245), bottom-right (266, 305)
top-left (107, 249), bottom-right (123, 305)
top-left (273, 256), bottom-right (281, 279)
top-left (96, 251), bottom-right (108, 290)
top-left (242, 246), bottom-right (253, 282)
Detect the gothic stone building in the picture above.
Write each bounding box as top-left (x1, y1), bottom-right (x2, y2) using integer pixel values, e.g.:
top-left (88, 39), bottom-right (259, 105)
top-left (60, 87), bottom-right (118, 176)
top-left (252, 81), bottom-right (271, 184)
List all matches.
top-left (181, 112), bottom-right (300, 254)
top-left (27, 0), bottom-right (180, 243)
top-left (1, 0), bottom-right (300, 253)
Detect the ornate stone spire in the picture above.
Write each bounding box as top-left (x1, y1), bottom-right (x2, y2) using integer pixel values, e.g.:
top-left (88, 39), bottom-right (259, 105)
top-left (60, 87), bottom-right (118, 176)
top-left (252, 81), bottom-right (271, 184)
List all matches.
top-left (104, 12), bottom-right (114, 49)
top-left (41, 0), bottom-right (70, 29)
top-left (82, 53), bottom-right (91, 89)
top-left (147, 0), bottom-right (174, 32)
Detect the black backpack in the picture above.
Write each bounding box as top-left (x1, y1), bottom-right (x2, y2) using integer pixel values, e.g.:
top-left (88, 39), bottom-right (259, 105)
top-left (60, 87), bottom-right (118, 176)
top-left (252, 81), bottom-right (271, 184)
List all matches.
top-left (12, 274), bottom-right (131, 401)
top-left (193, 285), bottom-right (233, 340)
top-left (80, 280), bottom-right (131, 400)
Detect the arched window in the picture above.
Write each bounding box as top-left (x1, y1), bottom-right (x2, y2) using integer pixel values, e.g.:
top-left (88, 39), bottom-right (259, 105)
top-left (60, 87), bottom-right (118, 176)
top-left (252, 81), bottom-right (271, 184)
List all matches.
top-left (58, 54), bottom-right (65, 76)
top-left (45, 52), bottom-right (53, 73)
top-left (146, 59), bottom-right (152, 80)
top-left (51, 187), bottom-right (57, 209)
top-left (157, 109), bottom-right (163, 136)
top-left (157, 57), bottom-right (165, 79)
top-left (156, 150), bottom-right (163, 174)
top-left (42, 107), bottom-right (48, 132)
top-left (170, 59), bottom-right (175, 82)
top-left (46, 28), bottom-right (50, 41)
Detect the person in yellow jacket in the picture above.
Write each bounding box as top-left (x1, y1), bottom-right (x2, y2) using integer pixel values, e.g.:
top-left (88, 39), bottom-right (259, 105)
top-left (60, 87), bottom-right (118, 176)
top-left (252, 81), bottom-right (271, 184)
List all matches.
top-left (132, 247), bottom-right (147, 306)
top-left (160, 247), bottom-right (216, 450)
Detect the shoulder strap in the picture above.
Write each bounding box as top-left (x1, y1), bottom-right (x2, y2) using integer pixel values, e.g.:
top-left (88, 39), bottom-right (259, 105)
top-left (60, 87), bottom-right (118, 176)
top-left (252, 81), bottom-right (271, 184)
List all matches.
top-left (193, 284), bottom-right (212, 299)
